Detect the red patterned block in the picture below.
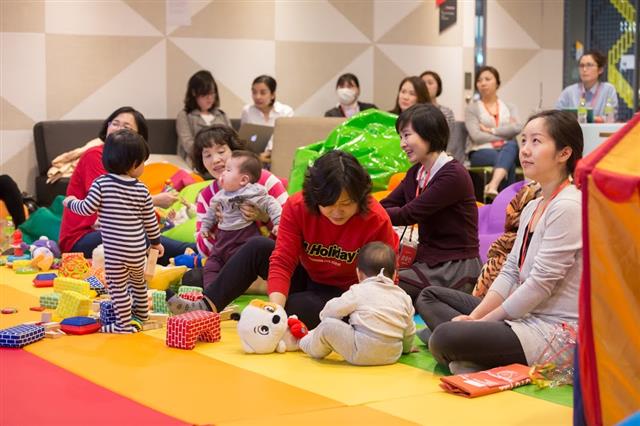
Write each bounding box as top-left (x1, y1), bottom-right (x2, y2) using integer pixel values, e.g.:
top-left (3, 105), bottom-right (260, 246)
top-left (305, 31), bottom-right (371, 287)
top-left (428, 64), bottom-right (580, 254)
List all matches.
top-left (165, 310), bottom-right (220, 350)
top-left (179, 292), bottom-right (204, 302)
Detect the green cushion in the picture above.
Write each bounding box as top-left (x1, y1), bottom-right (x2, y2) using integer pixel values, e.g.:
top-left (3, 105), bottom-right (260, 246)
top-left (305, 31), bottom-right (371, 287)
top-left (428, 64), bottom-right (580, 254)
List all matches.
top-left (162, 217), bottom-right (196, 243)
top-left (18, 206), bottom-right (62, 244)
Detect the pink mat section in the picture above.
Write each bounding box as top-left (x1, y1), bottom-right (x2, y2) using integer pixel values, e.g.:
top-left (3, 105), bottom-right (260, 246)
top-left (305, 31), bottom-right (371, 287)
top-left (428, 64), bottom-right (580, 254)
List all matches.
top-left (0, 348), bottom-right (188, 426)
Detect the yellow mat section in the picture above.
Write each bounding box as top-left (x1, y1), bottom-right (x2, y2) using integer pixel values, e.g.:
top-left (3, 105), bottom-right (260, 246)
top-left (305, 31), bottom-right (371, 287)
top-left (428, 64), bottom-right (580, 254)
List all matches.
top-left (1, 268), bottom-right (572, 425)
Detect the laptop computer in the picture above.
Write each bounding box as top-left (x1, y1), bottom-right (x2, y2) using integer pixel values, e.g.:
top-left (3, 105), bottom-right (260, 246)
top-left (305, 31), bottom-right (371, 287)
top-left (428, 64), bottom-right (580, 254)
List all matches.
top-left (237, 123), bottom-right (274, 153)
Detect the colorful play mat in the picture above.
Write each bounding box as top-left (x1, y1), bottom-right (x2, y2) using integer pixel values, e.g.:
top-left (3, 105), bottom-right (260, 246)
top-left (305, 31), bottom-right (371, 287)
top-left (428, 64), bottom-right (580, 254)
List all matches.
top-left (0, 267), bottom-right (572, 425)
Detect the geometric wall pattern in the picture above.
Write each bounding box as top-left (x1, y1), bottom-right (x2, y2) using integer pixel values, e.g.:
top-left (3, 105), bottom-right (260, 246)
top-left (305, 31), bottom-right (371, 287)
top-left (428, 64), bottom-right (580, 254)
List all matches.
top-left (0, 0), bottom-right (563, 196)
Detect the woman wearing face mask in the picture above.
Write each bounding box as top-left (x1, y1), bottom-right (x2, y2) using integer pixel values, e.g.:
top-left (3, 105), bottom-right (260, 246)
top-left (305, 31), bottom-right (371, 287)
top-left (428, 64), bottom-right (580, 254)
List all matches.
top-left (420, 70), bottom-right (455, 130)
top-left (555, 49), bottom-right (619, 121)
top-left (176, 70), bottom-right (230, 164)
top-left (325, 73), bottom-right (377, 118)
top-left (389, 76), bottom-right (431, 115)
top-left (240, 75), bottom-right (294, 163)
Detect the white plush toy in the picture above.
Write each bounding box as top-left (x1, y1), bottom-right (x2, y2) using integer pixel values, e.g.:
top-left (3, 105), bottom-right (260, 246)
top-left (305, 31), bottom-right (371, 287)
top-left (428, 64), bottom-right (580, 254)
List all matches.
top-left (237, 299), bottom-right (309, 354)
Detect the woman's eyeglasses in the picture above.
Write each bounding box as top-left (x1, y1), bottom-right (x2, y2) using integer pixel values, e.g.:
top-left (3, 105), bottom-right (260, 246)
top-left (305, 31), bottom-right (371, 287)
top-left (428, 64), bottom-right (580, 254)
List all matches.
top-left (108, 120), bottom-right (135, 131)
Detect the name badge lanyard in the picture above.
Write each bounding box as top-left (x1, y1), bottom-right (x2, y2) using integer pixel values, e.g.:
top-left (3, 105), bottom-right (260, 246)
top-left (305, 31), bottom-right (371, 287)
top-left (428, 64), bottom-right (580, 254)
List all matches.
top-left (519, 179), bottom-right (571, 271)
top-left (581, 83), bottom-right (602, 109)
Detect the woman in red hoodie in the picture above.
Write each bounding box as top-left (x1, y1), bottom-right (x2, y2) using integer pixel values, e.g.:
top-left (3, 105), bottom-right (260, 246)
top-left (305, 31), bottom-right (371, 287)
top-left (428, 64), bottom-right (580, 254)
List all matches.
top-left (167, 150), bottom-right (398, 328)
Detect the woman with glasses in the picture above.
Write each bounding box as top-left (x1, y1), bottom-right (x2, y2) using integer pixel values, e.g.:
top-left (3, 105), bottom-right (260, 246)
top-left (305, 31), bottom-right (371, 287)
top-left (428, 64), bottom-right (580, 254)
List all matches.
top-left (59, 106), bottom-right (195, 264)
top-left (176, 70), bottom-right (230, 164)
top-left (555, 50), bottom-right (619, 121)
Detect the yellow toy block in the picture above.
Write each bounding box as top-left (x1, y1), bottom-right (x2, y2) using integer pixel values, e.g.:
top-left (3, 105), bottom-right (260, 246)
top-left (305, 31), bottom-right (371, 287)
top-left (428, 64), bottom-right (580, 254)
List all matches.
top-left (53, 277), bottom-right (97, 298)
top-left (54, 290), bottom-right (91, 320)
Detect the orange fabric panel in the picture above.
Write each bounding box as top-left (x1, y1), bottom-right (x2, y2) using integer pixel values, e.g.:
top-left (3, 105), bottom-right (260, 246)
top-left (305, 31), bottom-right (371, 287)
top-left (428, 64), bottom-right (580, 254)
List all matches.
top-left (588, 179), bottom-right (640, 425)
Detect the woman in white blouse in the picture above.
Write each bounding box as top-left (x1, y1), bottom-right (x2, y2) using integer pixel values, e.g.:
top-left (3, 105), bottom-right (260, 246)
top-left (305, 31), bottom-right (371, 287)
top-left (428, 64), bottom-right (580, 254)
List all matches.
top-left (465, 66), bottom-right (522, 197)
top-left (240, 75), bottom-right (294, 163)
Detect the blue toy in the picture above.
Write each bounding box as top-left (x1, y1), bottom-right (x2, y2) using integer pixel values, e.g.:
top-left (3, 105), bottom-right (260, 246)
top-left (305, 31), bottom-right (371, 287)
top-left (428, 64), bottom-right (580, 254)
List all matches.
top-left (99, 301), bottom-right (116, 326)
top-left (0, 324), bottom-right (45, 348)
top-left (86, 275), bottom-right (107, 296)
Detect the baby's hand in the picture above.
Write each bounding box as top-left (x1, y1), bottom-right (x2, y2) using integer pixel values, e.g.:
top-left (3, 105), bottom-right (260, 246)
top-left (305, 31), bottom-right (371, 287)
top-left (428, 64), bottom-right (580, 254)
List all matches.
top-left (150, 243), bottom-right (164, 258)
top-left (271, 225), bottom-right (279, 236)
top-left (62, 196), bottom-right (77, 207)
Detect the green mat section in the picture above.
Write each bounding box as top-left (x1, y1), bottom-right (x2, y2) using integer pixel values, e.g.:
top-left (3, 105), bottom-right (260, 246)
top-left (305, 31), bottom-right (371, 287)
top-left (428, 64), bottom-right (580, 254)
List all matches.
top-left (398, 329), bottom-right (573, 407)
top-left (231, 294), bottom-right (268, 311)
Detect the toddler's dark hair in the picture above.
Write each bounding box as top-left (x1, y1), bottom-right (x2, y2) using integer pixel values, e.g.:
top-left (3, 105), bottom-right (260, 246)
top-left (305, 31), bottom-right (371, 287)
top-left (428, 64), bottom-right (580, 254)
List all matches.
top-left (102, 129), bottom-right (150, 175)
top-left (231, 150), bottom-right (262, 183)
top-left (357, 242), bottom-right (396, 279)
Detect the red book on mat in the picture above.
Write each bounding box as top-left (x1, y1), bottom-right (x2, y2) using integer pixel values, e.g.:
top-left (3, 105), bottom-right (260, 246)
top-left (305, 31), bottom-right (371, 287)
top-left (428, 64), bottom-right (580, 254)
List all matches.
top-left (440, 363), bottom-right (531, 398)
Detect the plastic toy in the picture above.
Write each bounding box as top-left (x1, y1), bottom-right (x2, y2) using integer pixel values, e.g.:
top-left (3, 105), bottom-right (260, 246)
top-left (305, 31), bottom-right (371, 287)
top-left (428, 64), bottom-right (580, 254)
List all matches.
top-left (33, 273), bottom-right (57, 288)
top-left (58, 252), bottom-right (91, 279)
top-left (237, 299), bottom-right (309, 354)
top-left (166, 310), bottom-right (220, 350)
top-left (1, 307), bottom-right (18, 314)
top-left (170, 248), bottom-right (206, 269)
top-left (30, 236), bottom-right (61, 258)
top-left (11, 229), bottom-right (28, 257)
top-left (0, 324), bottom-right (45, 347)
top-left (146, 265), bottom-right (187, 291)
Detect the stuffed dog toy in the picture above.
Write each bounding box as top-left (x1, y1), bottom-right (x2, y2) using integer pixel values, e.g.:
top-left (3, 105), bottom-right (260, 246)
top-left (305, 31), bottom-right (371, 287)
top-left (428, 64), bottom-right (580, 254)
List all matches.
top-left (237, 299), bottom-right (308, 354)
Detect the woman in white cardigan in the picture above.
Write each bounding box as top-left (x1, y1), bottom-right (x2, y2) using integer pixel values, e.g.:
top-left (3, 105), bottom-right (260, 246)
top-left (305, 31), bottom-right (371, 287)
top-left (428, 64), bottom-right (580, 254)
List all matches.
top-left (465, 66), bottom-right (522, 197)
top-left (417, 110), bottom-right (583, 374)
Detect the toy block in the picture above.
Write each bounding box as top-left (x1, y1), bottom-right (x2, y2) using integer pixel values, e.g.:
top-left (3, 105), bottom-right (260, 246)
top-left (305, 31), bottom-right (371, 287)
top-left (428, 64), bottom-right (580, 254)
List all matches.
top-left (142, 320), bottom-right (162, 331)
top-left (42, 322), bottom-right (60, 331)
top-left (7, 254), bottom-right (31, 263)
top-left (86, 276), bottom-right (107, 296)
top-left (152, 291), bottom-right (168, 314)
top-left (54, 291), bottom-right (91, 320)
top-left (0, 324), bottom-right (45, 348)
top-left (12, 259), bottom-right (33, 269)
top-left (99, 301), bottom-right (117, 326)
top-left (1, 308), bottom-right (17, 314)
top-left (30, 306), bottom-right (46, 312)
top-left (53, 276), bottom-right (96, 298)
top-left (149, 313), bottom-right (168, 324)
top-left (58, 252), bottom-right (91, 279)
top-left (166, 310), bottom-right (220, 350)
top-left (179, 291), bottom-right (203, 302)
top-left (145, 248), bottom-right (159, 280)
top-left (41, 312), bottom-right (53, 323)
top-left (60, 317), bottom-right (101, 335)
top-left (40, 293), bottom-right (60, 309)
top-left (178, 285), bottom-right (203, 295)
top-left (219, 304), bottom-right (239, 321)
top-left (33, 273), bottom-right (57, 288)
top-left (45, 330), bottom-right (64, 339)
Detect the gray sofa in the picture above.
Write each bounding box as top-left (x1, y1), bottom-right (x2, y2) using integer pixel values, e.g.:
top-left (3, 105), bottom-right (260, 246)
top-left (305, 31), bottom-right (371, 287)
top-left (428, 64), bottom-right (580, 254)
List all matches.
top-left (33, 118), bottom-right (242, 206)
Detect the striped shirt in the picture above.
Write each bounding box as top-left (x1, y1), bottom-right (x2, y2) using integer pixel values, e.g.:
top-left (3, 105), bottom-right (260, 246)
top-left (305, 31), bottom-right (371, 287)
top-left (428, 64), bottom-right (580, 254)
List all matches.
top-left (67, 174), bottom-right (160, 259)
top-left (195, 169), bottom-right (288, 256)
